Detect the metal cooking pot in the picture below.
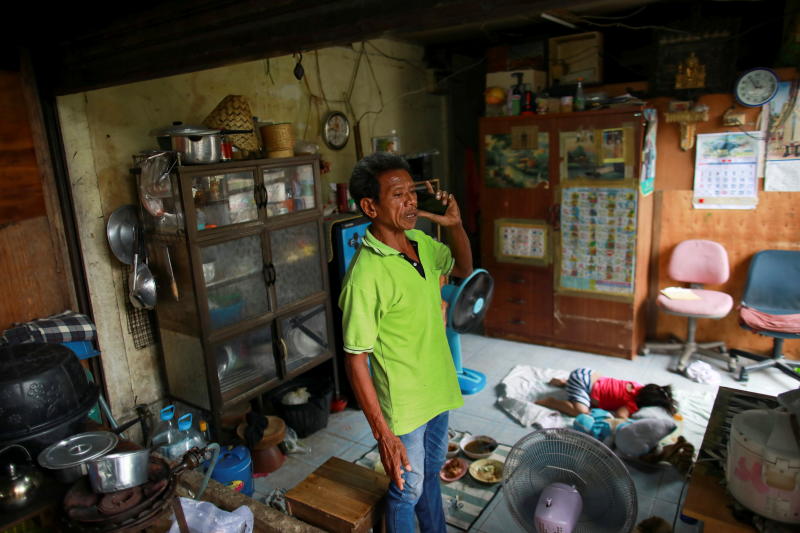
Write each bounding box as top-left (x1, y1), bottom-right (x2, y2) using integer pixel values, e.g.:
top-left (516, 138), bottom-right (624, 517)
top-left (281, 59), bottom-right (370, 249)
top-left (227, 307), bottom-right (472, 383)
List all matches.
top-left (152, 123), bottom-right (221, 164)
top-left (152, 122), bottom-right (253, 164)
top-left (87, 448), bottom-right (150, 493)
top-left (38, 431), bottom-right (118, 484)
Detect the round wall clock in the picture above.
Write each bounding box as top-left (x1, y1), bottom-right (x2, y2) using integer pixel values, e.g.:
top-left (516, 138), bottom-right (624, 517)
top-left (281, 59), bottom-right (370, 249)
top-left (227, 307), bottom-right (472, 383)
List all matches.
top-left (734, 68), bottom-right (779, 107)
top-left (322, 111), bottom-right (350, 150)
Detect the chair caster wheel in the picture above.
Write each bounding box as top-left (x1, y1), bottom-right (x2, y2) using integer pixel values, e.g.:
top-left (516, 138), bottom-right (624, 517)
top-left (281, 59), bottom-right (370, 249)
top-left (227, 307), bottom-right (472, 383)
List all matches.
top-left (737, 370), bottom-right (749, 382)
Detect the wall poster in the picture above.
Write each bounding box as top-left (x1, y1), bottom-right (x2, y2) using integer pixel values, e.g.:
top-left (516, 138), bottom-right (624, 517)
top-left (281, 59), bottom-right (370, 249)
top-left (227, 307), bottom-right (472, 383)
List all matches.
top-left (495, 218), bottom-right (549, 266)
top-left (560, 129), bottom-right (633, 181)
top-left (765, 80), bottom-right (800, 191)
top-left (484, 133), bottom-right (549, 188)
top-left (558, 186), bottom-right (638, 299)
top-left (639, 108), bottom-right (658, 196)
top-left (693, 132), bottom-right (759, 209)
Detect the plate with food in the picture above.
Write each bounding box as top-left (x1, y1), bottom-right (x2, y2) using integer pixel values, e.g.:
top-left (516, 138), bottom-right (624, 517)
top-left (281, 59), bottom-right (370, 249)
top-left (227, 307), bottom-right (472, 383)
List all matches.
top-left (440, 457), bottom-right (468, 482)
top-left (469, 458), bottom-right (503, 484)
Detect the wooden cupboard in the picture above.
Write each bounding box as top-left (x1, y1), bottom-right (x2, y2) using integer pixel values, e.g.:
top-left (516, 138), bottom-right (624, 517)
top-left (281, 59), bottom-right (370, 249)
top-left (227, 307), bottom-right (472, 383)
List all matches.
top-left (479, 106), bottom-right (652, 359)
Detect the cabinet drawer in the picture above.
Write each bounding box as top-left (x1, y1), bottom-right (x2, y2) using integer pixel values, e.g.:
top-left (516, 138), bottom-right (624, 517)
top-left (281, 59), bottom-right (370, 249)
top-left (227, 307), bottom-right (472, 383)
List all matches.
top-left (486, 304), bottom-right (551, 337)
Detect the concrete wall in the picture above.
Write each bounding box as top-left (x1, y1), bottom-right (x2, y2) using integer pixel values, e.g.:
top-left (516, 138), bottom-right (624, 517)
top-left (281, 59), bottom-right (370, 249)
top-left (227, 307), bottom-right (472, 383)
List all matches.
top-left (57, 39), bottom-right (448, 422)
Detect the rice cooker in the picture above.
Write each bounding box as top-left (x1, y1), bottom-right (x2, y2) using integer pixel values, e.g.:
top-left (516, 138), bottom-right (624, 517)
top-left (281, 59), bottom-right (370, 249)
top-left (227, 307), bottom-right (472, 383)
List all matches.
top-left (726, 391), bottom-right (800, 524)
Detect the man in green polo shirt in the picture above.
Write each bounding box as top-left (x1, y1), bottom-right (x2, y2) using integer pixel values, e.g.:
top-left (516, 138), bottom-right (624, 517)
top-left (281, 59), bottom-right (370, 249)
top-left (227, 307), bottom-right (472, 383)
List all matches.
top-left (339, 152), bottom-right (473, 533)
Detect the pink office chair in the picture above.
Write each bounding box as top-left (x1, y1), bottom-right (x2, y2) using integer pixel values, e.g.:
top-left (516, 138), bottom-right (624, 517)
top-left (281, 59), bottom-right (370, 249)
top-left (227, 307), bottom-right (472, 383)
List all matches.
top-left (644, 239), bottom-right (736, 373)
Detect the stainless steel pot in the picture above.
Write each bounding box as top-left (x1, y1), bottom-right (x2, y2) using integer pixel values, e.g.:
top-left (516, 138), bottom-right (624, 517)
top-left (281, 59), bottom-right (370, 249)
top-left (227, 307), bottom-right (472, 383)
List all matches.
top-left (38, 431), bottom-right (118, 484)
top-left (87, 448), bottom-right (150, 493)
top-left (152, 123), bottom-right (221, 164)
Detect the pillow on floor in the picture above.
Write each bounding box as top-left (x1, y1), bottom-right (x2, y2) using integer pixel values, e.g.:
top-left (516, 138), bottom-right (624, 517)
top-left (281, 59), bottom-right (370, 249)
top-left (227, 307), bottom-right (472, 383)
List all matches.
top-left (631, 406), bottom-right (673, 422)
top-left (615, 418), bottom-right (677, 458)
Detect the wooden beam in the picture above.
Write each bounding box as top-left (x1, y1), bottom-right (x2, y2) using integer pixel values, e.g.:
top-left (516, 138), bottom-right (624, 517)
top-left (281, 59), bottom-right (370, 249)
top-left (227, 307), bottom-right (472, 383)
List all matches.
top-left (38, 0), bottom-right (588, 94)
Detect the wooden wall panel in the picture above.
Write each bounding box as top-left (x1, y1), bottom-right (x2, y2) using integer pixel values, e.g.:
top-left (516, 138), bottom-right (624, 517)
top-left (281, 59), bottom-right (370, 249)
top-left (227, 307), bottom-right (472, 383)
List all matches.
top-left (0, 70), bottom-right (45, 223)
top-left (0, 217), bottom-right (71, 329)
top-left (653, 190), bottom-right (799, 359)
top-left (0, 69), bottom-right (72, 330)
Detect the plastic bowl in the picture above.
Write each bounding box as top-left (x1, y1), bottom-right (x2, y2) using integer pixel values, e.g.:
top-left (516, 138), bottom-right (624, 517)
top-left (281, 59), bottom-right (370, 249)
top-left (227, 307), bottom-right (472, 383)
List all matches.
top-left (460, 434), bottom-right (498, 460)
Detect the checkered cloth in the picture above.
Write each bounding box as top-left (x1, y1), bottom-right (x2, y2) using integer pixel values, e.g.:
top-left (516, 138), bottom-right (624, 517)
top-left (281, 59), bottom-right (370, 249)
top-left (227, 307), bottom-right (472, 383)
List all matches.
top-left (0, 310), bottom-right (96, 346)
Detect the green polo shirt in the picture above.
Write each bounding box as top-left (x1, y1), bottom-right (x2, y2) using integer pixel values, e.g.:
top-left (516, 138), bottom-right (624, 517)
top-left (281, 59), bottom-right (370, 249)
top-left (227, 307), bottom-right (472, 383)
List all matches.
top-left (339, 227), bottom-right (463, 435)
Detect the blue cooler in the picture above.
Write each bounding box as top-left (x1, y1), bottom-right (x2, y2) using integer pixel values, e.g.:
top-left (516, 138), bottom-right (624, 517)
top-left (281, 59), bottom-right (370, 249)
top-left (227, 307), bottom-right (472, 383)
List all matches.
top-left (208, 445), bottom-right (254, 496)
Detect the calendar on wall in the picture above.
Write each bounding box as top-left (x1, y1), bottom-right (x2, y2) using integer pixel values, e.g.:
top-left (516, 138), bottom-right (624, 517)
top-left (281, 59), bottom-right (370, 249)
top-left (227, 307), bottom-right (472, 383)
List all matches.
top-left (494, 218), bottom-right (549, 266)
top-left (693, 132), bottom-right (760, 209)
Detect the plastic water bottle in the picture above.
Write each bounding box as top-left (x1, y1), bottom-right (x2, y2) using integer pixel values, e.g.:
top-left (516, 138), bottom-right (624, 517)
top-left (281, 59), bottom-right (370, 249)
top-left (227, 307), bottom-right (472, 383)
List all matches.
top-left (574, 78), bottom-right (586, 112)
top-left (168, 413), bottom-right (206, 461)
top-left (150, 405), bottom-right (180, 451)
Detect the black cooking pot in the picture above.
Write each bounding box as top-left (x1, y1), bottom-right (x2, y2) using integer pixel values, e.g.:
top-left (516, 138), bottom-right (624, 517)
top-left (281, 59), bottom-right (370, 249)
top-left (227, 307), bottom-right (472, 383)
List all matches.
top-left (0, 343), bottom-right (98, 452)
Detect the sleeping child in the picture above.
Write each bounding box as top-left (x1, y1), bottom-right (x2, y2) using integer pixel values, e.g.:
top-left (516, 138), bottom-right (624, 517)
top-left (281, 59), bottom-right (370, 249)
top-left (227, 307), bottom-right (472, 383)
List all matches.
top-left (535, 367), bottom-right (677, 419)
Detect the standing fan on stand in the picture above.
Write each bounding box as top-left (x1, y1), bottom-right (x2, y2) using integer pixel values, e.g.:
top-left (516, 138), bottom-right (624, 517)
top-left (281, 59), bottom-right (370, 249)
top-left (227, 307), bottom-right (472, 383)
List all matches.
top-left (441, 268), bottom-right (494, 395)
top-left (503, 428), bottom-right (638, 533)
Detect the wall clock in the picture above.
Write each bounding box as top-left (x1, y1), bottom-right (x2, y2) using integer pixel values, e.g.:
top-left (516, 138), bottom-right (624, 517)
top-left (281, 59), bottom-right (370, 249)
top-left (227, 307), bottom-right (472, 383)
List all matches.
top-left (322, 111), bottom-right (350, 150)
top-left (734, 68), bottom-right (779, 107)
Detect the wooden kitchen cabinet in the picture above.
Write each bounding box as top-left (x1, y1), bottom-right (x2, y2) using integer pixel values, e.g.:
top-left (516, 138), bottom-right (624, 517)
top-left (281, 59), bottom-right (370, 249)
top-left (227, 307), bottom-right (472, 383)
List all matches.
top-left (479, 107), bottom-right (652, 359)
top-left (140, 154), bottom-right (335, 433)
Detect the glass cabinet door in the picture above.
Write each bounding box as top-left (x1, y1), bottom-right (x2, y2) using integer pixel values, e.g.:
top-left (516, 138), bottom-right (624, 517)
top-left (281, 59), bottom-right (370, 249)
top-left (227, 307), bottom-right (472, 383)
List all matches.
top-left (270, 221), bottom-right (324, 308)
top-left (279, 304), bottom-right (329, 374)
top-left (213, 326), bottom-right (277, 402)
top-left (262, 164), bottom-right (316, 218)
top-left (191, 170), bottom-right (258, 230)
top-left (201, 235), bottom-right (269, 330)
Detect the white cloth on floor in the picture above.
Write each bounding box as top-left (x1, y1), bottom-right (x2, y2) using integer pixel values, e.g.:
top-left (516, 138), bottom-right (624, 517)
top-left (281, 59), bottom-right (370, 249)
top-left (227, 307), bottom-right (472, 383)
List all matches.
top-left (496, 365), bottom-right (569, 427)
top-left (684, 360), bottom-right (721, 385)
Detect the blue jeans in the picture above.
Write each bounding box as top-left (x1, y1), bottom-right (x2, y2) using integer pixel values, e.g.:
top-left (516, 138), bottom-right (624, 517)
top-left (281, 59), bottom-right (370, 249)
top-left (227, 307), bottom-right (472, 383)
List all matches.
top-left (386, 411), bottom-right (449, 533)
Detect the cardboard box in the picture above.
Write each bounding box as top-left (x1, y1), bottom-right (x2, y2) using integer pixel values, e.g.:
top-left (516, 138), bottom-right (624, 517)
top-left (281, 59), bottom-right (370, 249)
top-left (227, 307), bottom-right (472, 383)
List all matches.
top-left (548, 31), bottom-right (603, 85)
top-left (486, 69), bottom-right (548, 93)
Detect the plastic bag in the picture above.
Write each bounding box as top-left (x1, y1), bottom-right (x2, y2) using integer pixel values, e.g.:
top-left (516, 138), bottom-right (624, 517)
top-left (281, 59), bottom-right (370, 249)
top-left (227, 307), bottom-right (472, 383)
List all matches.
top-left (281, 426), bottom-right (310, 455)
top-left (168, 497), bottom-right (253, 533)
top-left (281, 386), bottom-right (311, 405)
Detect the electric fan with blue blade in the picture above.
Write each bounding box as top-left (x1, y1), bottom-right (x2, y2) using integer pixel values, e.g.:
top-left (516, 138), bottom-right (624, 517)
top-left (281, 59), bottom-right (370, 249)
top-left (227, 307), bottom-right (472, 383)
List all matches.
top-left (441, 268), bottom-right (494, 395)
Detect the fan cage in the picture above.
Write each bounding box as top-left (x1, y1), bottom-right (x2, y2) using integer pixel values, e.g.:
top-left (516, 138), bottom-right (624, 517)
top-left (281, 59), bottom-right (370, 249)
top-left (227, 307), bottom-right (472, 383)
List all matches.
top-left (502, 428), bottom-right (637, 533)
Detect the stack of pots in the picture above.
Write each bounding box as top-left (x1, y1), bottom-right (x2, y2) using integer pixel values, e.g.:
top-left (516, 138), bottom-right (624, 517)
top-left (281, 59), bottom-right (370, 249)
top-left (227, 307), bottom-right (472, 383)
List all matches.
top-left (37, 431), bottom-right (151, 493)
top-left (0, 343), bottom-right (99, 455)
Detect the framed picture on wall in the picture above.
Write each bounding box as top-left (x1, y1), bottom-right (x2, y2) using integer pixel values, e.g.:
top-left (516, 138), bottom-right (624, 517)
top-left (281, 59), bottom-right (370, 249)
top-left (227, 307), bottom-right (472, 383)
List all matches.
top-left (494, 218), bottom-right (550, 265)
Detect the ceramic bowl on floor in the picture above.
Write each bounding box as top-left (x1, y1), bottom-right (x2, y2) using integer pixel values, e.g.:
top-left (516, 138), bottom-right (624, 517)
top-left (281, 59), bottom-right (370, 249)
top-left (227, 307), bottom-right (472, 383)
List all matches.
top-left (460, 434), bottom-right (498, 460)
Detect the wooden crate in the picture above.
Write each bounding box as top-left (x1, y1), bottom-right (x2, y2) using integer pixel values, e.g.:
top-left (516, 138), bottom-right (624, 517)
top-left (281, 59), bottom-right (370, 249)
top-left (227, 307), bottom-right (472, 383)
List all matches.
top-left (548, 31), bottom-right (603, 85)
top-left (285, 457), bottom-right (390, 533)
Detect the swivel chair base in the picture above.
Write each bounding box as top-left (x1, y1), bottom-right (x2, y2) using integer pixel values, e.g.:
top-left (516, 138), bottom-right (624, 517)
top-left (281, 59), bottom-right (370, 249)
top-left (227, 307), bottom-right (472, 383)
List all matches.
top-left (643, 317), bottom-right (737, 373)
top-left (730, 338), bottom-right (800, 382)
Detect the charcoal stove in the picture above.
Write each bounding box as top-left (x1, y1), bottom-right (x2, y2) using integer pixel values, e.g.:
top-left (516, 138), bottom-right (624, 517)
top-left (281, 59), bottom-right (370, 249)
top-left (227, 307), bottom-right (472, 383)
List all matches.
top-left (62, 449), bottom-right (205, 532)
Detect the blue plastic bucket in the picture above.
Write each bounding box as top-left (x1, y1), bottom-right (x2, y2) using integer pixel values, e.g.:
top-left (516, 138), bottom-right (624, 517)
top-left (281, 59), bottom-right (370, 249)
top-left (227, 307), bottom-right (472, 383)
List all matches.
top-left (208, 445), bottom-right (253, 496)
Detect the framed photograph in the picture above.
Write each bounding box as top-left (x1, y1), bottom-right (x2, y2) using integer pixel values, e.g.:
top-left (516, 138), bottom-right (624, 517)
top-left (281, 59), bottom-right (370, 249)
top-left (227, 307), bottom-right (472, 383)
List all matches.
top-left (601, 128), bottom-right (625, 163)
top-left (372, 134), bottom-right (400, 154)
top-left (495, 218), bottom-right (550, 265)
top-left (484, 133), bottom-right (550, 188)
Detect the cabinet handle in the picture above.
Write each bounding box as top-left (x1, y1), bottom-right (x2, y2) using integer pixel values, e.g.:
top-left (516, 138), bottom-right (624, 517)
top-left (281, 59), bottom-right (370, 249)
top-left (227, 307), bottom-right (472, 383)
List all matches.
top-left (509, 298), bottom-right (526, 305)
top-left (254, 185), bottom-right (262, 208)
top-left (279, 338), bottom-right (288, 362)
top-left (268, 263), bottom-right (277, 285)
top-left (261, 184), bottom-right (268, 208)
top-left (262, 263), bottom-right (271, 286)
top-left (509, 277), bottom-right (527, 284)
top-left (511, 318), bottom-right (526, 325)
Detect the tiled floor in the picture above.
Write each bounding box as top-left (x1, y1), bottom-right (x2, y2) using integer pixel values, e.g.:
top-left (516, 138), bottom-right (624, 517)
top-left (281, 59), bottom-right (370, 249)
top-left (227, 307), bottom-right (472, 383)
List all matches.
top-left (253, 333), bottom-right (799, 532)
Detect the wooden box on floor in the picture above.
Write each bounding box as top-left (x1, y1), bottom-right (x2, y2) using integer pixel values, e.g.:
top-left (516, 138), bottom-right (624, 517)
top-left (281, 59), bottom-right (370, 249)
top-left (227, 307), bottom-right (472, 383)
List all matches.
top-left (285, 457), bottom-right (390, 533)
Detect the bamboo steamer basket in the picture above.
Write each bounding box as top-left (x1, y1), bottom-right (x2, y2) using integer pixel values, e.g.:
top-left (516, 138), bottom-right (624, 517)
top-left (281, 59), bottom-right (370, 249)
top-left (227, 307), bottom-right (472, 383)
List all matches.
top-left (260, 123), bottom-right (295, 157)
top-left (203, 95), bottom-right (259, 153)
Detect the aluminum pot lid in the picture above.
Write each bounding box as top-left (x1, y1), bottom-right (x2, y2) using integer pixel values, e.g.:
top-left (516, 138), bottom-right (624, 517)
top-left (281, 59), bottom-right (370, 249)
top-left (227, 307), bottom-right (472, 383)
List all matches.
top-left (37, 431), bottom-right (118, 469)
top-left (150, 122), bottom-right (220, 137)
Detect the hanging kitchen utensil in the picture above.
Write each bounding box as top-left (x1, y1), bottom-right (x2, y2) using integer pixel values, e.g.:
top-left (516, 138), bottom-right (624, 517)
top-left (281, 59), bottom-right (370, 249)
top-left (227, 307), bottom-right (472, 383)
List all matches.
top-left (163, 245), bottom-right (179, 302)
top-left (129, 226), bottom-right (157, 310)
top-left (138, 151), bottom-right (176, 217)
top-left (107, 205), bottom-right (139, 265)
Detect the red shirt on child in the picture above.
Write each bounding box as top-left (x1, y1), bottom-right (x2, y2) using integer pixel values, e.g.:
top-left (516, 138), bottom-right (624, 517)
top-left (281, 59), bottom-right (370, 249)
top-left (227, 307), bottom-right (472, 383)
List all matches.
top-left (590, 377), bottom-right (643, 414)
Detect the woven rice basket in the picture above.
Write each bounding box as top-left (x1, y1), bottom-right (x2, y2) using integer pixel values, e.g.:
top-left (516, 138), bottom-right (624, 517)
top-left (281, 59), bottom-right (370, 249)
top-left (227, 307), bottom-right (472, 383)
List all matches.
top-left (260, 123), bottom-right (295, 153)
top-left (203, 95), bottom-right (259, 152)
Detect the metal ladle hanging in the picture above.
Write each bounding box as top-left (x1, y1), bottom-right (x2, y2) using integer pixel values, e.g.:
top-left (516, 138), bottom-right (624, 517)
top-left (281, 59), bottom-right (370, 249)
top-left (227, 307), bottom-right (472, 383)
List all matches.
top-left (129, 226), bottom-right (157, 310)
